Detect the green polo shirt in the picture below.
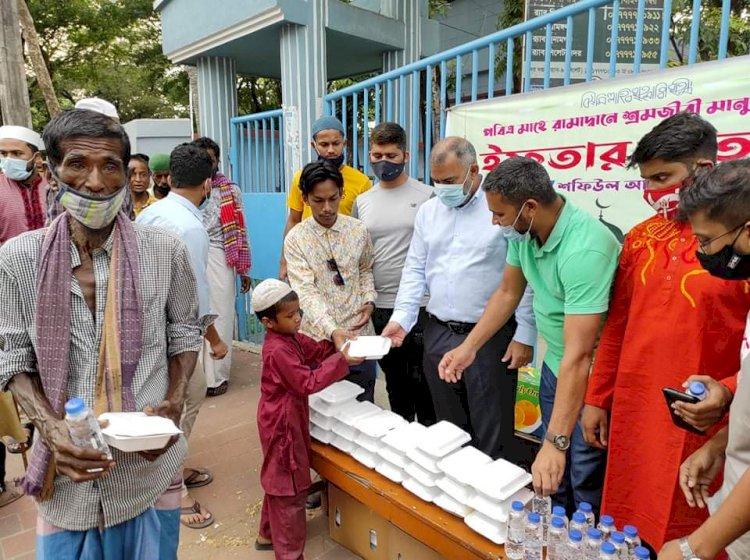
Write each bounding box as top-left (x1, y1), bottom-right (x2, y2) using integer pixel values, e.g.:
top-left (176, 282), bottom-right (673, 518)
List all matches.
top-left (506, 197), bottom-right (620, 376)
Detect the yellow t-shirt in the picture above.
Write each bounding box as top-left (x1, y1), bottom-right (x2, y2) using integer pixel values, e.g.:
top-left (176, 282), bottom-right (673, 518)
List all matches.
top-left (287, 164), bottom-right (371, 218)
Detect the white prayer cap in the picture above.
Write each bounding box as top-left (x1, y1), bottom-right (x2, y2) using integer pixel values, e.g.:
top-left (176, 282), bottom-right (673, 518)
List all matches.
top-left (75, 97), bottom-right (119, 120)
top-left (0, 125), bottom-right (44, 150)
top-left (252, 279), bottom-right (293, 313)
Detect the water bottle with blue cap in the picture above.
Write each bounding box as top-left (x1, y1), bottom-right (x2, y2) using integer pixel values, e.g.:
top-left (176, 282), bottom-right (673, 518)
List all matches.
top-left (586, 528), bottom-right (603, 560)
top-left (600, 541), bottom-right (618, 560)
top-left (64, 397), bottom-right (112, 461)
top-left (506, 500), bottom-right (526, 560)
top-left (548, 516), bottom-right (567, 560)
top-left (686, 381), bottom-right (707, 401)
top-left (567, 529), bottom-right (584, 560)
top-left (552, 505), bottom-right (568, 528)
top-left (623, 525), bottom-right (642, 555)
top-left (610, 531), bottom-right (628, 559)
top-left (597, 514), bottom-right (616, 540)
top-left (633, 546), bottom-right (651, 560)
top-left (523, 512), bottom-right (543, 560)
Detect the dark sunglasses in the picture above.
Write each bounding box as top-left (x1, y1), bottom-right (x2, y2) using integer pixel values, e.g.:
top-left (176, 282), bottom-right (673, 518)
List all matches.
top-left (326, 258), bottom-right (345, 286)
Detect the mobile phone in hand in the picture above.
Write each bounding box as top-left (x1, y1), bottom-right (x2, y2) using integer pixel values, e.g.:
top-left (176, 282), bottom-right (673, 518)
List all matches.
top-left (662, 387), bottom-right (704, 435)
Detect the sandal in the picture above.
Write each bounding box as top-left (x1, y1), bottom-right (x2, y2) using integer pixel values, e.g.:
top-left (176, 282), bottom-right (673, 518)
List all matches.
top-left (7, 423), bottom-right (34, 454)
top-left (206, 381), bottom-right (228, 397)
top-left (180, 500), bottom-right (214, 529)
top-left (254, 539), bottom-right (273, 551)
top-left (183, 467), bottom-right (213, 489)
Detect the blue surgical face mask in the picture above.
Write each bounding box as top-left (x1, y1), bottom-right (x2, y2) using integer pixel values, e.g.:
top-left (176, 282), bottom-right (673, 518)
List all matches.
top-left (0, 156), bottom-right (34, 181)
top-left (500, 201), bottom-right (534, 242)
top-left (434, 168), bottom-right (472, 208)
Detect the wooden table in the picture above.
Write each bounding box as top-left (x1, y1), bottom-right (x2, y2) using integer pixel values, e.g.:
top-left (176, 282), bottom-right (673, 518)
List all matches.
top-left (311, 441), bottom-right (506, 560)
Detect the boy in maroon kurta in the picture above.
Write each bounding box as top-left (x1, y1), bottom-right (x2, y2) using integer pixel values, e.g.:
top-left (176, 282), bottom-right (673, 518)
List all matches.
top-left (252, 279), bottom-right (360, 559)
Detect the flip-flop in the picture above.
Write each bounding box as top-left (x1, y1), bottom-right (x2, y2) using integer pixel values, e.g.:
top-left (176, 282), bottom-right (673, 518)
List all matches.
top-left (6, 423), bottom-right (34, 454)
top-left (254, 539), bottom-right (273, 551)
top-left (0, 488), bottom-right (22, 508)
top-left (206, 381), bottom-right (228, 397)
top-left (183, 467), bottom-right (213, 489)
top-left (180, 500), bottom-right (214, 529)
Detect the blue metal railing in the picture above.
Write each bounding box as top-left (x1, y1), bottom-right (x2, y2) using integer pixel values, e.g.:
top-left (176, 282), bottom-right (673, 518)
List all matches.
top-left (229, 109), bottom-right (284, 194)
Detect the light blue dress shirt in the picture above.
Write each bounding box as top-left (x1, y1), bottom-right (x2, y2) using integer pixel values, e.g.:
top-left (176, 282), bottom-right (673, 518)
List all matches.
top-left (136, 192), bottom-right (213, 324)
top-left (390, 188), bottom-right (537, 346)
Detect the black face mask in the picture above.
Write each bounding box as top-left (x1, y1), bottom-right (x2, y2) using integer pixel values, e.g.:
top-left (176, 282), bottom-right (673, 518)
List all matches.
top-left (317, 153), bottom-right (345, 168)
top-left (154, 184), bottom-right (170, 198)
top-left (371, 160), bottom-right (406, 182)
top-left (696, 229), bottom-right (750, 280)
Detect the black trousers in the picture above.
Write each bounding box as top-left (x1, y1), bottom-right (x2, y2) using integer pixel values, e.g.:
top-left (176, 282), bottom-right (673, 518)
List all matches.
top-left (372, 307), bottom-right (436, 425)
top-left (0, 442), bottom-right (6, 492)
top-left (422, 315), bottom-right (519, 461)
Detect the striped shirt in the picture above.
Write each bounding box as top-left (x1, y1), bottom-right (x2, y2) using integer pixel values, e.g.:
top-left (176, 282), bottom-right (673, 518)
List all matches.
top-left (0, 223), bottom-right (202, 530)
top-left (0, 173), bottom-right (48, 245)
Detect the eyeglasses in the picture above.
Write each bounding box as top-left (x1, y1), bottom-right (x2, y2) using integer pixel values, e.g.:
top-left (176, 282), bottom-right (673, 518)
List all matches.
top-left (696, 224), bottom-right (744, 254)
top-left (327, 258), bottom-right (345, 286)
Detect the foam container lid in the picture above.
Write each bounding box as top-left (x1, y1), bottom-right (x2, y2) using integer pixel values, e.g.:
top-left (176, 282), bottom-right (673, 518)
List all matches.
top-left (347, 336), bottom-right (392, 359)
top-left (312, 379), bottom-right (364, 404)
top-left (334, 400), bottom-right (381, 425)
top-left (380, 422), bottom-right (428, 454)
top-left (403, 477), bottom-right (442, 503)
top-left (468, 487), bottom-right (534, 523)
top-left (99, 412), bottom-right (182, 438)
top-left (417, 421), bottom-right (471, 458)
top-left (353, 409), bottom-right (406, 438)
top-left (436, 476), bottom-right (476, 505)
top-left (310, 410), bottom-right (336, 431)
top-left (357, 434), bottom-right (385, 454)
top-left (309, 395), bottom-right (352, 418)
top-left (464, 510), bottom-right (507, 545)
top-left (406, 446), bottom-right (442, 474)
top-left (376, 459), bottom-right (405, 483)
top-left (331, 434), bottom-right (355, 453)
top-left (310, 424), bottom-right (334, 445)
top-left (377, 445), bottom-right (410, 469)
top-left (469, 459), bottom-right (533, 501)
top-left (434, 492), bottom-right (473, 518)
top-left (351, 446), bottom-right (381, 470)
top-left (405, 461), bottom-right (441, 487)
top-left (437, 446), bottom-right (492, 485)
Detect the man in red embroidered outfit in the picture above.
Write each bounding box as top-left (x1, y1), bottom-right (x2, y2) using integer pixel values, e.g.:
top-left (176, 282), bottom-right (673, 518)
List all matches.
top-left (0, 125), bottom-right (48, 245)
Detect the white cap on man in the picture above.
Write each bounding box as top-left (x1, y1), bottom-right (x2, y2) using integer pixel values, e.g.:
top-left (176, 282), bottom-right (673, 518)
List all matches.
top-left (75, 97), bottom-right (119, 121)
top-left (252, 279), bottom-right (293, 313)
top-left (0, 125), bottom-right (44, 151)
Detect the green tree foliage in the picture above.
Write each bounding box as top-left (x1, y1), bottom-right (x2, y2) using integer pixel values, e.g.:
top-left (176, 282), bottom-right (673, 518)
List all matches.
top-left (26, 0), bottom-right (188, 129)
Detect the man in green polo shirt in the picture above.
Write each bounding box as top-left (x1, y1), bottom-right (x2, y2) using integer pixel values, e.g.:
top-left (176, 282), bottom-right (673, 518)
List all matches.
top-left (439, 157), bottom-right (620, 514)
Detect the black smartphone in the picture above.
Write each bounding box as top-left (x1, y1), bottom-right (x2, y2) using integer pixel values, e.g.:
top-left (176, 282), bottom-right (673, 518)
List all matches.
top-left (662, 387), bottom-right (705, 435)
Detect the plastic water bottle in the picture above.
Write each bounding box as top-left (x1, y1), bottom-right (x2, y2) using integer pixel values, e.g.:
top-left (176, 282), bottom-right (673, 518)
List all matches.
top-left (577, 501), bottom-right (595, 528)
top-left (506, 501), bottom-right (526, 560)
top-left (597, 514), bottom-right (616, 540)
top-left (586, 528), bottom-right (603, 560)
top-left (570, 511), bottom-right (589, 534)
top-left (523, 512), bottom-right (543, 560)
top-left (687, 381), bottom-right (707, 401)
top-left (65, 397), bottom-right (111, 461)
top-left (600, 541), bottom-right (618, 560)
top-left (553, 506), bottom-right (569, 528)
top-left (548, 516), bottom-right (567, 560)
top-left (567, 529), bottom-right (584, 560)
top-left (610, 531), bottom-right (628, 559)
top-left (623, 525), bottom-right (641, 555)
top-left (532, 494), bottom-right (551, 545)
top-left (633, 546), bottom-right (651, 560)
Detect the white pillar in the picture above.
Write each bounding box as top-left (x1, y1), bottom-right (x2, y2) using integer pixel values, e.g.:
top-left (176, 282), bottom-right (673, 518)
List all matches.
top-left (196, 56), bottom-right (238, 174)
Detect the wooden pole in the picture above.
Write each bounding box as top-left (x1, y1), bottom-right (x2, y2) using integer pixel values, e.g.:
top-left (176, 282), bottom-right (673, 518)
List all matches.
top-left (17, 0), bottom-right (60, 118)
top-left (0, 0), bottom-right (32, 126)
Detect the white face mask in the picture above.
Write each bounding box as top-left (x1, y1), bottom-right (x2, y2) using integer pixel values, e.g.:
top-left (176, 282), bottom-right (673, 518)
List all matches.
top-left (434, 168), bottom-right (472, 208)
top-left (0, 155), bottom-right (34, 181)
top-left (499, 201), bottom-right (534, 242)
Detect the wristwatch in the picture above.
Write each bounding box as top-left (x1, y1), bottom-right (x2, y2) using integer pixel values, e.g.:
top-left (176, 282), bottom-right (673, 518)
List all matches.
top-left (679, 537), bottom-right (700, 560)
top-left (544, 431), bottom-right (571, 451)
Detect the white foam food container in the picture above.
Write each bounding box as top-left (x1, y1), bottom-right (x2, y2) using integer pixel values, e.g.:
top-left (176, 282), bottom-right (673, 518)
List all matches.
top-left (347, 336), bottom-right (392, 359)
top-left (376, 459), bottom-right (406, 483)
top-left (402, 477), bottom-right (442, 503)
top-left (331, 434), bottom-right (355, 453)
top-left (377, 445), bottom-right (410, 469)
top-left (310, 424), bottom-right (334, 444)
top-left (464, 510), bottom-right (507, 545)
top-left (353, 410), bottom-right (406, 444)
top-left (406, 446), bottom-right (442, 474)
top-left (436, 476), bottom-right (476, 505)
top-left (351, 446), bottom-right (381, 469)
top-left (468, 487), bottom-right (534, 523)
top-left (312, 379), bottom-right (364, 404)
top-left (434, 492), bottom-right (473, 518)
top-left (310, 410), bottom-right (336, 431)
top-left (405, 461), bottom-right (441, 487)
top-left (417, 421), bottom-right (471, 458)
top-left (380, 421), bottom-right (428, 454)
top-left (437, 446), bottom-right (492, 486)
top-left (99, 412), bottom-right (181, 452)
top-left (309, 395), bottom-right (353, 418)
top-left (469, 459), bottom-right (533, 501)
top-left (332, 400), bottom-right (381, 440)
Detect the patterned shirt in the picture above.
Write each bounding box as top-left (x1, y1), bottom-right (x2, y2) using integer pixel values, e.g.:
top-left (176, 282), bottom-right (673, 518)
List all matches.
top-left (284, 214), bottom-right (377, 341)
top-left (0, 224), bottom-right (202, 530)
top-left (202, 183), bottom-right (244, 249)
top-left (0, 173), bottom-right (48, 245)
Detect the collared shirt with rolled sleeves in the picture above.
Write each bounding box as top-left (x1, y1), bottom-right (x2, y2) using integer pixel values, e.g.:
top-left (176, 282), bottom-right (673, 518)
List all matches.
top-left (390, 188), bottom-right (537, 345)
top-left (0, 224), bottom-right (202, 530)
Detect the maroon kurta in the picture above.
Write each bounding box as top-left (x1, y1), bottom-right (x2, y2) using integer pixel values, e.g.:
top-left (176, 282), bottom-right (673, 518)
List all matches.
top-left (257, 329), bottom-right (349, 497)
top-left (0, 173), bottom-right (48, 244)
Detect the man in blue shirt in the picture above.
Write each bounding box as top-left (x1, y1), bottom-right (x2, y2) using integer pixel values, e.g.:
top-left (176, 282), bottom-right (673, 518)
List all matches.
top-left (382, 137), bottom-right (536, 459)
top-left (137, 143), bottom-right (227, 530)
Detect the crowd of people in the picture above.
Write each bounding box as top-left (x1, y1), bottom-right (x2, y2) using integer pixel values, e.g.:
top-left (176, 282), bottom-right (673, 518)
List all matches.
top-left (0, 99), bottom-right (749, 560)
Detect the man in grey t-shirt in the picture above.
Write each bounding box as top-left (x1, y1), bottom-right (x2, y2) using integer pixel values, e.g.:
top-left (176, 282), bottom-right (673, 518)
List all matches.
top-left (352, 122), bottom-right (435, 423)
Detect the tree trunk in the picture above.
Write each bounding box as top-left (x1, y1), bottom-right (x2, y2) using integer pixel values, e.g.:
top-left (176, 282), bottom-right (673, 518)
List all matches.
top-left (0, 0), bottom-right (32, 127)
top-left (16, 0), bottom-right (60, 118)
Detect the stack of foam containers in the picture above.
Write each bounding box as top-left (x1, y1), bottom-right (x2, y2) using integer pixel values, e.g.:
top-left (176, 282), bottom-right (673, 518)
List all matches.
top-left (463, 459), bottom-right (534, 545)
top-left (376, 422), bottom-right (428, 484)
top-left (309, 380), bottom-right (364, 444)
top-left (434, 445), bottom-right (492, 518)
top-left (329, 399), bottom-right (381, 453)
top-left (402, 421), bottom-right (471, 504)
top-left (350, 410), bottom-right (407, 469)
